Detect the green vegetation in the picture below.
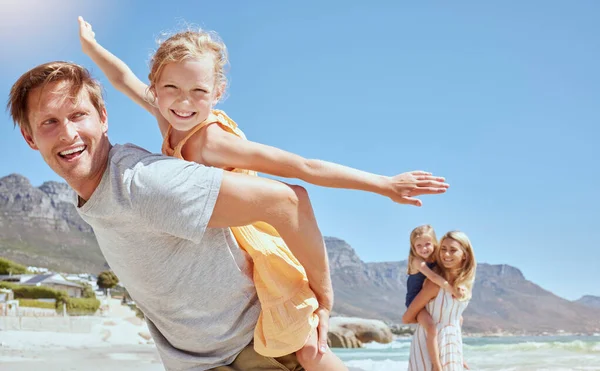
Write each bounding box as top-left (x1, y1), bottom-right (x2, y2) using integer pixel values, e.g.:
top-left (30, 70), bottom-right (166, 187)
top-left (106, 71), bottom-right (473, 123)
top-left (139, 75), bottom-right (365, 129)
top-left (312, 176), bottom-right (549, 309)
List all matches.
top-left (17, 298), bottom-right (55, 309)
top-left (0, 257), bottom-right (27, 275)
top-left (97, 271), bottom-right (119, 294)
top-left (65, 298), bottom-right (101, 316)
top-left (0, 281), bottom-right (69, 308)
top-left (2, 282), bottom-right (99, 315)
top-left (81, 282), bottom-right (96, 299)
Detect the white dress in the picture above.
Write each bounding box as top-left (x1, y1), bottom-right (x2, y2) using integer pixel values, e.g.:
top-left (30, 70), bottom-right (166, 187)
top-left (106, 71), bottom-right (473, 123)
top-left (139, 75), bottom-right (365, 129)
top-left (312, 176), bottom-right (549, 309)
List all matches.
top-left (408, 289), bottom-right (468, 370)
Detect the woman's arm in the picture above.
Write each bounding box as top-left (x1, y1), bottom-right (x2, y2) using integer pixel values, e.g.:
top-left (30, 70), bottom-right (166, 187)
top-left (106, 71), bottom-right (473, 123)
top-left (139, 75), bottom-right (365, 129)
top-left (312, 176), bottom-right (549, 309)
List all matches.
top-left (191, 124), bottom-right (449, 206)
top-left (402, 280), bottom-right (439, 324)
top-left (78, 17), bottom-right (170, 136)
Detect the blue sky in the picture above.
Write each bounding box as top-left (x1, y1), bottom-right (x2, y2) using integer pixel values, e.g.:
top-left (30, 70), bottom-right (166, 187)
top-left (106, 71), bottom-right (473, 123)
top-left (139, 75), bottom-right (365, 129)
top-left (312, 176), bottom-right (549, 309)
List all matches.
top-left (1, 1), bottom-right (598, 301)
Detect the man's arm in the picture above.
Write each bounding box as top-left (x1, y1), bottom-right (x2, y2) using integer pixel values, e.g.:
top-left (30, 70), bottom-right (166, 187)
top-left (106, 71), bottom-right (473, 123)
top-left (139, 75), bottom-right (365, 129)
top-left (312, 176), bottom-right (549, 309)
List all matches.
top-left (134, 157), bottom-right (333, 353)
top-left (209, 171), bottom-right (333, 309)
top-left (209, 170), bottom-right (333, 353)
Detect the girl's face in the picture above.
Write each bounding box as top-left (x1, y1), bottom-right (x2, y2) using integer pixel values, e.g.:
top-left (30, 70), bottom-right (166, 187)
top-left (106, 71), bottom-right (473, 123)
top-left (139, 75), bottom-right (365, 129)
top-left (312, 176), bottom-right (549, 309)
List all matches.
top-left (154, 56), bottom-right (221, 132)
top-left (439, 238), bottom-right (466, 269)
top-left (413, 235), bottom-right (435, 260)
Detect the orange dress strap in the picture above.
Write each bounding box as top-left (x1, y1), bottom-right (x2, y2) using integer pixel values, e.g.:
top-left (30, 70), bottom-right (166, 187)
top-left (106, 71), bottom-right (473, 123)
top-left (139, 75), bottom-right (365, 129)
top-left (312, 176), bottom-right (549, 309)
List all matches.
top-left (161, 112), bottom-right (221, 159)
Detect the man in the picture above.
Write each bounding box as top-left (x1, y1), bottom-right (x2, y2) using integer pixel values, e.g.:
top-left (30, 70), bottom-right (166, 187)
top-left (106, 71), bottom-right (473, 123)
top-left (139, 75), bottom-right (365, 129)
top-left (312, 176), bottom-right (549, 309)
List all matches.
top-left (8, 61), bottom-right (448, 370)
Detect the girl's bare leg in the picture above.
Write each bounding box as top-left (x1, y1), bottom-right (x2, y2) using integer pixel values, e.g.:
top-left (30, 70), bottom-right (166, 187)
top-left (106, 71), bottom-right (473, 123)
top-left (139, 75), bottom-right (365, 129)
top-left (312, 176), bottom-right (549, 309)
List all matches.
top-left (296, 330), bottom-right (348, 371)
top-left (417, 308), bottom-right (442, 371)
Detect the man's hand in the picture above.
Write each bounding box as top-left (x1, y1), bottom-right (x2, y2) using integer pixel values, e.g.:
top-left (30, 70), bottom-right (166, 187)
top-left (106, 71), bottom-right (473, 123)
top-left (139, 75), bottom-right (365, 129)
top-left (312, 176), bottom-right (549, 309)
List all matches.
top-left (387, 171), bottom-right (449, 206)
top-left (78, 16), bottom-right (98, 55)
top-left (315, 307), bottom-right (331, 354)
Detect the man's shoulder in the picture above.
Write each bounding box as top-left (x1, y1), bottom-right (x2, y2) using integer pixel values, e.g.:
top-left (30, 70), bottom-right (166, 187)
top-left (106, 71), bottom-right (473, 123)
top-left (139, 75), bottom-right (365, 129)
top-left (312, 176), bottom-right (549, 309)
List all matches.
top-left (107, 142), bottom-right (222, 197)
top-left (109, 143), bottom-right (156, 164)
top-left (108, 143), bottom-right (182, 177)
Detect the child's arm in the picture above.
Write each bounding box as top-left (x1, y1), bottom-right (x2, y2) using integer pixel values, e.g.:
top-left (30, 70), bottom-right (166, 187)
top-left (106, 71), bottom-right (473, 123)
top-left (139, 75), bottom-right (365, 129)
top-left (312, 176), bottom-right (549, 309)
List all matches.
top-left (402, 280), bottom-right (438, 324)
top-left (78, 17), bottom-right (170, 136)
top-left (192, 124), bottom-right (448, 206)
top-left (416, 262), bottom-right (462, 298)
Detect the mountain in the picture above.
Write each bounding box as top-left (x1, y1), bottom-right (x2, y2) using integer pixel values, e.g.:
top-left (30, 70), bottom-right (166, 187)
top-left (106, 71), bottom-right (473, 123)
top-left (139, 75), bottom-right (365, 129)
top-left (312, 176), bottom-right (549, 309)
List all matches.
top-left (2, 173), bottom-right (599, 334)
top-left (575, 296), bottom-right (600, 309)
top-left (325, 237), bottom-right (600, 335)
top-left (0, 174), bottom-right (107, 273)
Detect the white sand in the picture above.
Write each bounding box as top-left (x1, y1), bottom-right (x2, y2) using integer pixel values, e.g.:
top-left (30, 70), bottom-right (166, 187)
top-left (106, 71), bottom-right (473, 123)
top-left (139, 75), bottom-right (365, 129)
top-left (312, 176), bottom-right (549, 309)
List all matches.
top-left (0, 299), bottom-right (160, 370)
top-left (0, 299), bottom-right (365, 370)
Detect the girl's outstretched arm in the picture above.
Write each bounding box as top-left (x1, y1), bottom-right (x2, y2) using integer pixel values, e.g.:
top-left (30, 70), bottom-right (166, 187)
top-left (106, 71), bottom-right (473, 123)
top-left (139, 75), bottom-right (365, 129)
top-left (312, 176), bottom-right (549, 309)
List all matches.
top-left (191, 124), bottom-right (449, 206)
top-left (78, 16), bottom-right (170, 136)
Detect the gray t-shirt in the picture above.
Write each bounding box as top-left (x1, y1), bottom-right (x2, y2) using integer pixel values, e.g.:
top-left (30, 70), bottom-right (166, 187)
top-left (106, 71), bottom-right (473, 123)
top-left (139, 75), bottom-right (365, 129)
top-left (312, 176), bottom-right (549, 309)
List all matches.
top-left (76, 143), bottom-right (260, 371)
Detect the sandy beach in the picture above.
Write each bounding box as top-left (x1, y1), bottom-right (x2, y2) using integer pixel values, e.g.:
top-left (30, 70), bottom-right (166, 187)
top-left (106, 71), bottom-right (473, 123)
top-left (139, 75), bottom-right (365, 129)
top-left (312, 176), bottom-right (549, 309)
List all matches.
top-left (0, 344), bottom-right (163, 371)
top-left (0, 329), bottom-right (367, 371)
top-left (0, 308), bottom-right (164, 371)
top-left (0, 300), bottom-right (366, 370)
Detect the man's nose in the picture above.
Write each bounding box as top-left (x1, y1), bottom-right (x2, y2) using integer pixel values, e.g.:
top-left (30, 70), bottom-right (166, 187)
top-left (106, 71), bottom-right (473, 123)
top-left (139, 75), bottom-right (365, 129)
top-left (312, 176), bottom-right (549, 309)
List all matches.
top-left (59, 119), bottom-right (79, 142)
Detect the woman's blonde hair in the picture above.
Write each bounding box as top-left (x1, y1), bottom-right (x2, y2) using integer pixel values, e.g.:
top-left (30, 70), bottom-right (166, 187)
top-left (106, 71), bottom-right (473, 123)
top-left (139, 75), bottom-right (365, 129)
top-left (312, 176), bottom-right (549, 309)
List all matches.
top-left (438, 230), bottom-right (477, 301)
top-left (148, 27), bottom-right (229, 100)
top-left (407, 225), bottom-right (438, 275)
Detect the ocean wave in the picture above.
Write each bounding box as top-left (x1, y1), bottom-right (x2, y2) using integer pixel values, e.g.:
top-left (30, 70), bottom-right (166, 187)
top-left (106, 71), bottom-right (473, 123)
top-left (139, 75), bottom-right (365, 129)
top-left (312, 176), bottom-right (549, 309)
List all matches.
top-left (464, 340), bottom-right (600, 353)
top-left (346, 359), bottom-right (407, 371)
top-left (362, 341), bottom-right (411, 350)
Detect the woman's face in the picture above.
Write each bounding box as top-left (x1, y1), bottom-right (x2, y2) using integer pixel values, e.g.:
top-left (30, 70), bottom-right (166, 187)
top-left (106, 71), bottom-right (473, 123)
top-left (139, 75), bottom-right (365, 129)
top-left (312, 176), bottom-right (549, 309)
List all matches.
top-left (439, 238), bottom-right (465, 269)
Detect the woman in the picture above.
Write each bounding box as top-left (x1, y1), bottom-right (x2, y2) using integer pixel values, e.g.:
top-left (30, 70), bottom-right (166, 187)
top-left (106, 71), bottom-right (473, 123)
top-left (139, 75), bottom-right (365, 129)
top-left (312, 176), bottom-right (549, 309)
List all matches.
top-left (402, 231), bottom-right (476, 371)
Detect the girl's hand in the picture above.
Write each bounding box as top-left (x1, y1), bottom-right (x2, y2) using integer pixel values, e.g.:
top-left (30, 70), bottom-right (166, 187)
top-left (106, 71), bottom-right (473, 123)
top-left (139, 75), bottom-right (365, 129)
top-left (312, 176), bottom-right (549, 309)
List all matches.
top-left (78, 16), bottom-right (98, 54)
top-left (455, 286), bottom-right (467, 299)
top-left (386, 171), bottom-right (449, 206)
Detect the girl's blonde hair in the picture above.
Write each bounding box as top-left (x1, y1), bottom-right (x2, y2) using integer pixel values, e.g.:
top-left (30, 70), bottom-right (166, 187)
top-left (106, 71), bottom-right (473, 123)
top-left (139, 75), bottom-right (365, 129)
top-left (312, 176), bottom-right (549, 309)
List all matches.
top-left (148, 28), bottom-right (229, 100)
top-left (438, 231), bottom-right (477, 301)
top-left (407, 225), bottom-right (438, 275)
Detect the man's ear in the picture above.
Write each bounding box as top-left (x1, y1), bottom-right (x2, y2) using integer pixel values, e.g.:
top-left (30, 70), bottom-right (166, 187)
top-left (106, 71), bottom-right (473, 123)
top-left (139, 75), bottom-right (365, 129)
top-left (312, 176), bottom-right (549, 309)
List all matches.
top-left (21, 127), bottom-right (38, 150)
top-left (100, 107), bottom-right (108, 133)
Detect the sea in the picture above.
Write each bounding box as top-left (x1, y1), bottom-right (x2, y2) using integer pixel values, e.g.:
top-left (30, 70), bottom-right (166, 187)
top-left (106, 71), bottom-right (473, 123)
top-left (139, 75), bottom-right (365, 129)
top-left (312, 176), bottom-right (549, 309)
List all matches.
top-left (333, 335), bottom-right (600, 371)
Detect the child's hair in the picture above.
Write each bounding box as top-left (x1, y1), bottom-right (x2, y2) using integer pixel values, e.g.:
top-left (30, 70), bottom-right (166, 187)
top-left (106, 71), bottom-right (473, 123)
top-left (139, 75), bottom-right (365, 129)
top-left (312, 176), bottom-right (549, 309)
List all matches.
top-left (148, 28), bottom-right (229, 100)
top-left (438, 230), bottom-right (476, 301)
top-left (407, 225), bottom-right (438, 275)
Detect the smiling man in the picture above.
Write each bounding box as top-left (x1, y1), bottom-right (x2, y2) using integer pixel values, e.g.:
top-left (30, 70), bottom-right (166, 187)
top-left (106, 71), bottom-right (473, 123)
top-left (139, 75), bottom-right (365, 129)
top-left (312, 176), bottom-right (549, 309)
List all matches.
top-left (12, 70), bottom-right (110, 202)
top-left (8, 61), bottom-right (449, 371)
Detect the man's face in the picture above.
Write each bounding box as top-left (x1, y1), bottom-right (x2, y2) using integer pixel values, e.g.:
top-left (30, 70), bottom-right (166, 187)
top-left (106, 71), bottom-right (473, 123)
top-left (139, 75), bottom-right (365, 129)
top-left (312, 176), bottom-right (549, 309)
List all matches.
top-left (22, 81), bottom-right (110, 191)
